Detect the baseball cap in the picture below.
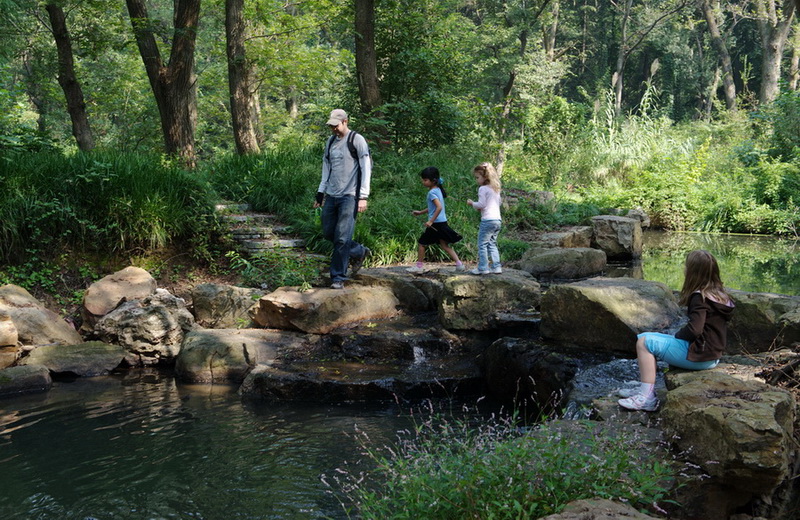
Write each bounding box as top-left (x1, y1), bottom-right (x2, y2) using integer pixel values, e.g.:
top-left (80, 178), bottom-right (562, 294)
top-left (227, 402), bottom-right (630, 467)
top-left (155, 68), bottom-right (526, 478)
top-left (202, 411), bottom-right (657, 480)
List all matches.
top-left (326, 109), bottom-right (348, 126)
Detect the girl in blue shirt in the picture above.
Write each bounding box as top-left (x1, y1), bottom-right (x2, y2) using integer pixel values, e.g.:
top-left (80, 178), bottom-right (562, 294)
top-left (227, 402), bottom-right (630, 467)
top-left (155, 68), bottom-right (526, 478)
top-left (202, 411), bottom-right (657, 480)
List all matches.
top-left (407, 167), bottom-right (464, 273)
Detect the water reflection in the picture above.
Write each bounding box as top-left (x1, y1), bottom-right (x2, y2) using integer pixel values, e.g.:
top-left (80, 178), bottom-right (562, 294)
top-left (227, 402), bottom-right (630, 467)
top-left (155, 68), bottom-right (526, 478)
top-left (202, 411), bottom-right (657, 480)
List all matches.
top-left (613, 231), bottom-right (799, 296)
top-left (0, 370), bottom-right (416, 520)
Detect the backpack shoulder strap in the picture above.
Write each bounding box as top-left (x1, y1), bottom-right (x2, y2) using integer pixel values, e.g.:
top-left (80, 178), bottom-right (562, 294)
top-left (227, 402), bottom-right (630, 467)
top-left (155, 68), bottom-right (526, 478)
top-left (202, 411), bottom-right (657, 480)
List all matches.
top-left (347, 131), bottom-right (359, 159)
top-left (324, 134), bottom-right (336, 162)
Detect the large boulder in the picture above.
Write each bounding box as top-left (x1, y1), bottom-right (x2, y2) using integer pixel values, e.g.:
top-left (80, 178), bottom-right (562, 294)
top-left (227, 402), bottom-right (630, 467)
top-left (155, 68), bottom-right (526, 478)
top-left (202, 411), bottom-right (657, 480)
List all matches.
top-left (190, 283), bottom-right (264, 328)
top-left (727, 290), bottom-right (800, 353)
top-left (0, 284), bottom-right (82, 347)
top-left (540, 278), bottom-right (681, 353)
top-left (93, 288), bottom-right (195, 365)
top-left (539, 498), bottom-right (659, 519)
top-left (527, 227), bottom-right (593, 249)
top-left (175, 328), bottom-right (314, 383)
top-left (81, 266), bottom-right (157, 331)
top-left (591, 215), bottom-right (642, 260)
top-left (251, 285), bottom-right (400, 334)
top-left (519, 247), bottom-right (606, 280)
top-left (19, 341), bottom-right (125, 377)
top-left (348, 267), bottom-right (442, 312)
top-left (662, 370), bottom-right (795, 519)
top-left (0, 365), bottom-right (52, 397)
top-left (439, 270), bottom-right (541, 330)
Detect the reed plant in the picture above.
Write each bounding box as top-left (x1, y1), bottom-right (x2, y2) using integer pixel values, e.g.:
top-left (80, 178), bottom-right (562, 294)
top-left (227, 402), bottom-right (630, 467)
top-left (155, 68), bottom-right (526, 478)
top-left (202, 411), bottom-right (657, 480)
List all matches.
top-left (327, 405), bottom-right (678, 519)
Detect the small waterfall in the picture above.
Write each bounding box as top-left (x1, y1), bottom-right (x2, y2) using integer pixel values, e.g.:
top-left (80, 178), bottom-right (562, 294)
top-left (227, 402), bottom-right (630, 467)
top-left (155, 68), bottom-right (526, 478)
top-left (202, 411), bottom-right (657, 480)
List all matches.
top-left (412, 345), bottom-right (427, 365)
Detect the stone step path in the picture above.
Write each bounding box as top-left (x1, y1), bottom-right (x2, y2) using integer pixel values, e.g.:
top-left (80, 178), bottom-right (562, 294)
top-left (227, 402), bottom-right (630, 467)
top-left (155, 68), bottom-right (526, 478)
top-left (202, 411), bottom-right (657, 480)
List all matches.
top-left (215, 202), bottom-right (307, 255)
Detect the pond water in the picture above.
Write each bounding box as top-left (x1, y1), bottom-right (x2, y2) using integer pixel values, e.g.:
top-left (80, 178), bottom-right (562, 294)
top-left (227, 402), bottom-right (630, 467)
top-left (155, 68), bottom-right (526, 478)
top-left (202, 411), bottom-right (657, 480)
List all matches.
top-left (617, 230), bottom-right (799, 296)
top-left (1, 231), bottom-right (797, 520)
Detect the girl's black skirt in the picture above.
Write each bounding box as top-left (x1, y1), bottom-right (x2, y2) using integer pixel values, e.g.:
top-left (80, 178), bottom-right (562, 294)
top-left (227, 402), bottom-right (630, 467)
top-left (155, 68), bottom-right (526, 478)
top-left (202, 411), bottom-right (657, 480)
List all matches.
top-left (418, 221), bottom-right (463, 245)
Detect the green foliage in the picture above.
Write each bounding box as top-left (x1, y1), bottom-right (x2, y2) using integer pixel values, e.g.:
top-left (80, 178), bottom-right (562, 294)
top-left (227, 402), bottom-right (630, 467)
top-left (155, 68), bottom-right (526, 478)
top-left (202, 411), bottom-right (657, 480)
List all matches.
top-left (524, 97), bottom-right (589, 188)
top-left (763, 89), bottom-right (800, 161)
top-left (0, 150), bottom-right (221, 264)
top-left (225, 250), bottom-right (325, 290)
top-left (333, 411), bottom-right (677, 519)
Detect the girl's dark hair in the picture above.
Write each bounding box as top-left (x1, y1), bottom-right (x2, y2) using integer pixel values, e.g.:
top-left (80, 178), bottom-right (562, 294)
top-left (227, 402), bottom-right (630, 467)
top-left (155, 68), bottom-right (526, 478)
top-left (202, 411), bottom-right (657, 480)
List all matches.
top-left (420, 166), bottom-right (447, 197)
top-left (679, 249), bottom-right (730, 305)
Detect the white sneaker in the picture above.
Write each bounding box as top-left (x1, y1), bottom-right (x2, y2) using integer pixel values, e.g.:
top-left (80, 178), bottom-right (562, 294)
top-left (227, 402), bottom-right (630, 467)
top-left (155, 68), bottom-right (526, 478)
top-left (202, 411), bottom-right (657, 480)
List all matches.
top-left (455, 264), bottom-right (466, 272)
top-left (490, 266), bottom-right (503, 274)
top-left (618, 394), bottom-right (659, 412)
top-left (469, 268), bottom-right (488, 275)
top-left (406, 266), bottom-right (424, 274)
top-left (616, 387), bottom-right (638, 398)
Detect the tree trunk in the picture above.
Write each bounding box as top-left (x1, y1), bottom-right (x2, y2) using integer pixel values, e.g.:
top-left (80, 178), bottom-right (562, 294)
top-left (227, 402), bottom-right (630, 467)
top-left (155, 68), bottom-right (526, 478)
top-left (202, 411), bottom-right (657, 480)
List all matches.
top-left (706, 65), bottom-right (721, 119)
top-left (700, 0), bottom-right (737, 110)
top-left (788, 18), bottom-right (799, 90)
top-left (126, 0), bottom-right (200, 167)
top-left (45, 3), bottom-right (94, 151)
top-left (354, 0), bottom-right (382, 114)
top-left (755, 0), bottom-right (796, 104)
top-left (543, 0), bottom-right (559, 61)
top-left (225, 0), bottom-right (260, 155)
top-left (613, 0), bottom-right (633, 119)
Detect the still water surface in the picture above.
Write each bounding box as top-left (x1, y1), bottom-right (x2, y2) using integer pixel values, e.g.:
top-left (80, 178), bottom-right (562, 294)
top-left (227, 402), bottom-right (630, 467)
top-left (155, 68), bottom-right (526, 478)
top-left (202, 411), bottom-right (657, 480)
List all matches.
top-left (1, 232), bottom-right (797, 519)
top-left (0, 371), bottom-right (420, 520)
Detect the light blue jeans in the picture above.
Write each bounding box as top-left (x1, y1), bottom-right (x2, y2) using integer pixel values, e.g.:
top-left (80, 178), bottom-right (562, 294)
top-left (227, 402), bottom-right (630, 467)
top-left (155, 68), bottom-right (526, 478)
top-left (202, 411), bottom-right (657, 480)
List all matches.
top-left (321, 195), bottom-right (367, 283)
top-left (477, 219), bottom-right (502, 272)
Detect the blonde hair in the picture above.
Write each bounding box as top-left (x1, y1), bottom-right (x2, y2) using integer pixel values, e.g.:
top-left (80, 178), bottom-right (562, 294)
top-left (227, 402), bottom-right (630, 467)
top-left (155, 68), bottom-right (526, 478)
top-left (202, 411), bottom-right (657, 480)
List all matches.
top-left (473, 162), bottom-right (501, 193)
top-left (679, 250), bottom-right (730, 306)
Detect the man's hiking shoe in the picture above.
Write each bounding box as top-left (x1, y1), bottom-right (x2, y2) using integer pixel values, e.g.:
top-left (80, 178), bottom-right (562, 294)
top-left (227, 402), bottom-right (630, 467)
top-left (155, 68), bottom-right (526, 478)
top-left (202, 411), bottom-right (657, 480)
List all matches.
top-left (618, 394), bottom-right (659, 412)
top-left (350, 247), bottom-right (371, 276)
top-left (331, 281), bottom-right (344, 289)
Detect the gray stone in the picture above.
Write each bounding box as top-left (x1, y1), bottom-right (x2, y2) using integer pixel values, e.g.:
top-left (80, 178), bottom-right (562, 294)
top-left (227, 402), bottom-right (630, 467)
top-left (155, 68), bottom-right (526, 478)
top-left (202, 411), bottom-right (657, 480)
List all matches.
top-left (251, 285), bottom-right (400, 334)
top-left (19, 341), bottom-right (125, 376)
top-left (190, 283), bottom-right (264, 328)
top-left (0, 365), bottom-right (52, 397)
top-left (439, 270), bottom-right (541, 330)
top-left (591, 215), bottom-right (642, 260)
top-left (519, 247), bottom-right (606, 280)
top-left (81, 266), bottom-right (157, 331)
top-left (727, 290), bottom-right (800, 353)
top-left (351, 267), bottom-right (442, 312)
top-left (539, 498), bottom-right (660, 519)
top-left (540, 277), bottom-right (681, 353)
top-left (239, 355), bottom-right (483, 403)
top-left (175, 328), bottom-right (313, 383)
top-left (0, 284), bottom-right (82, 347)
top-left (662, 370), bottom-right (795, 515)
top-left (529, 226), bottom-right (593, 249)
top-left (93, 288), bottom-right (195, 365)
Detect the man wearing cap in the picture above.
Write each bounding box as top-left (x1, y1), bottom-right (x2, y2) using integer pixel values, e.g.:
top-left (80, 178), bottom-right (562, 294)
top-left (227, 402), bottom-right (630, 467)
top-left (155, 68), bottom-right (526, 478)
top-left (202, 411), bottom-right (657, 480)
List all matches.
top-left (313, 109), bottom-right (372, 289)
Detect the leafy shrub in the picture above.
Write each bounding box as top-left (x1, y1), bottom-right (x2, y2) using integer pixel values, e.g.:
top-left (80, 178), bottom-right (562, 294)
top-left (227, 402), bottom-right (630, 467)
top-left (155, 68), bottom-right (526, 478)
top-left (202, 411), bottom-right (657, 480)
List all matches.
top-left (226, 250), bottom-right (325, 290)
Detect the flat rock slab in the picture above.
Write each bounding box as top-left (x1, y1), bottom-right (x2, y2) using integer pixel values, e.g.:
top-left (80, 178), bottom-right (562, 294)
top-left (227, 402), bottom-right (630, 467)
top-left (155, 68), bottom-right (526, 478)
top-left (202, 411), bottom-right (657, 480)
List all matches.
top-left (19, 341), bottom-right (125, 377)
top-left (251, 285), bottom-right (400, 334)
top-left (239, 355), bottom-right (483, 403)
top-left (175, 328), bottom-right (314, 384)
top-left (0, 365), bottom-right (52, 397)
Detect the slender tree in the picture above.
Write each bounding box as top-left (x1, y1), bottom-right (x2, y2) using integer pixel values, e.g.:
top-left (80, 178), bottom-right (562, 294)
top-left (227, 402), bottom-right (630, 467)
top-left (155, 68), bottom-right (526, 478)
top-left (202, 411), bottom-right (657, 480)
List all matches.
top-left (225, 0), bottom-right (260, 154)
top-left (126, 0), bottom-right (200, 166)
top-left (354, 0), bottom-right (382, 114)
top-left (698, 0), bottom-right (738, 110)
top-left (754, 0), bottom-right (796, 104)
top-left (44, 2), bottom-right (94, 151)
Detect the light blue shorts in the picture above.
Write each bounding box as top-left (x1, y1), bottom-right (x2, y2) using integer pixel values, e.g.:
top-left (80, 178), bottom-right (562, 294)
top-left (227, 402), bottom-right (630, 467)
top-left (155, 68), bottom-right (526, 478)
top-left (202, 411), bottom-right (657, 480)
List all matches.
top-left (639, 332), bottom-right (720, 371)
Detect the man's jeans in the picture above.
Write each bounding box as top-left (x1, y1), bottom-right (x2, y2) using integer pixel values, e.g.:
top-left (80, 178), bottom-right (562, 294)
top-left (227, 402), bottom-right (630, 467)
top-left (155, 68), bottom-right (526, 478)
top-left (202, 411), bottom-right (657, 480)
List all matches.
top-left (477, 219), bottom-right (502, 271)
top-left (321, 195), bottom-right (366, 283)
